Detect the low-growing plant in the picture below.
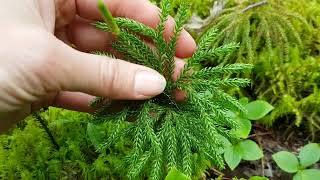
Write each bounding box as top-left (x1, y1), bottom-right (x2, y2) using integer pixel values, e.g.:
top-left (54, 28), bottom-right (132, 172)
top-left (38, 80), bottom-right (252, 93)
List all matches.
top-left (255, 48), bottom-right (320, 139)
top-left (90, 0), bottom-right (253, 179)
top-left (224, 98), bottom-right (273, 170)
top-left (165, 168), bottom-right (191, 180)
top-left (214, 175), bottom-right (269, 180)
top-left (283, 0), bottom-right (320, 55)
top-left (199, 0), bottom-right (320, 138)
top-left (0, 108), bottom-right (128, 179)
top-left (202, 0), bottom-right (310, 64)
top-left (151, 0), bottom-right (215, 18)
top-left (272, 143), bottom-right (320, 180)
top-left (228, 98), bottom-right (274, 139)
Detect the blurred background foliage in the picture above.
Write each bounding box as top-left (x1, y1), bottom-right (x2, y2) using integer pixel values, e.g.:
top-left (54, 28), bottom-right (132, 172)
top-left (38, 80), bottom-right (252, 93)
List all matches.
top-left (1, 0), bottom-right (320, 179)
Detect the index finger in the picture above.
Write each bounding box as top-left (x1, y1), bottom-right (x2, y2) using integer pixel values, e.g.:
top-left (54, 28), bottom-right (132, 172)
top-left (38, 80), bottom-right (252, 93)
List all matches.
top-left (75, 0), bottom-right (196, 58)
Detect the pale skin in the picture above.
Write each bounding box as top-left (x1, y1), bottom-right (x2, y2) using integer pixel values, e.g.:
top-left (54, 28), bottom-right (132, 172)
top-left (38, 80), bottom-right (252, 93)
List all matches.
top-left (0, 0), bottom-right (196, 132)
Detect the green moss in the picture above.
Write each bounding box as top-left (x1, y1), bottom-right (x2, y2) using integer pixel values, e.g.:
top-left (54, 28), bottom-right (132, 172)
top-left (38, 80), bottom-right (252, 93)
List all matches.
top-left (201, 0), bottom-right (311, 64)
top-left (198, 0), bottom-right (320, 136)
top-left (151, 0), bottom-right (215, 18)
top-left (0, 108), bottom-right (128, 179)
top-left (255, 48), bottom-right (320, 139)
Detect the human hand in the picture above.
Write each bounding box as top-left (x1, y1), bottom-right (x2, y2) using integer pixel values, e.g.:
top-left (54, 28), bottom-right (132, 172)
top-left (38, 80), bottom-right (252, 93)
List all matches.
top-left (0, 0), bottom-right (196, 132)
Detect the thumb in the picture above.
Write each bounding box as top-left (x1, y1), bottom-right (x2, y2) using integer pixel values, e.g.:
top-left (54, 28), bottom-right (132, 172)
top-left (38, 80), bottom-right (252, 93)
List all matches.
top-left (54, 41), bottom-right (166, 100)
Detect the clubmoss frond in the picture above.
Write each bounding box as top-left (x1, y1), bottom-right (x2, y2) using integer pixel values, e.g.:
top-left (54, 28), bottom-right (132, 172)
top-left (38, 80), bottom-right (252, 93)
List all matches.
top-left (202, 0), bottom-right (310, 63)
top-left (197, 28), bottom-right (218, 50)
top-left (112, 31), bottom-right (158, 68)
top-left (92, 1), bottom-right (252, 179)
top-left (97, 0), bottom-right (120, 35)
top-left (94, 18), bottom-right (156, 38)
top-left (160, 114), bottom-right (177, 169)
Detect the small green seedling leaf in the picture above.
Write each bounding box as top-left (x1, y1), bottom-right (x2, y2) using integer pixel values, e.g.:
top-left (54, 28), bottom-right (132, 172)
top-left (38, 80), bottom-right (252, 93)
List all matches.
top-left (249, 176), bottom-right (269, 180)
top-left (224, 144), bottom-right (243, 170)
top-left (245, 100), bottom-right (274, 120)
top-left (272, 151), bottom-right (299, 173)
top-left (239, 97), bottom-right (249, 106)
top-left (226, 110), bottom-right (237, 119)
top-left (239, 140), bottom-right (263, 161)
top-left (234, 118), bottom-right (252, 139)
top-left (165, 168), bottom-right (191, 180)
top-left (293, 169), bottom-right (320, 180)
top-left (298, 143), bottom-right (320, 168)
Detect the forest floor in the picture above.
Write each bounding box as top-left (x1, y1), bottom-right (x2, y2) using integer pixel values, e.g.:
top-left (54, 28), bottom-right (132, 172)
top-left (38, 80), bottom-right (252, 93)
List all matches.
top-left (207, 119), bottom-right (319, 180)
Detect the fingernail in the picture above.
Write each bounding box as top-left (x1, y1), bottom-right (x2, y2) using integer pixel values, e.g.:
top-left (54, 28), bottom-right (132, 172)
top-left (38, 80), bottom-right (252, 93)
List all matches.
top-left (134, 71), bottom-right (166, 97)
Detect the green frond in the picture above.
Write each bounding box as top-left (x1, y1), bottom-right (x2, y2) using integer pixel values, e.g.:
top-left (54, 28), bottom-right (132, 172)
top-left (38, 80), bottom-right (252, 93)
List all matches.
top-left (128, 151), bottom-right (152, 179)
top-left (160, 115), bottom-right (177, 169)
top-left (98, 110), bottom-right (127, 151)
top-left (242, 18), bottom-right (254, 62)
top-left (89, 1), bottom-right (252, 178)
top-left (197, 28), bottom-right (219, 50)
top-left (270, 17), bottom-right (290, 62)
top-left (156, 0), bottom-right (171, 50)
top-left (272, 13), bottom-right (303, 47)
top-left (203, 1), bottom-right (308, 63)
top-left (89, 97), bottom-right (106, 109)
top-left (192, 64), bottom-right (253, 77)
top-left (112, 31), bottom-right (159, 68)
top-left (212, 88), bottom-right (246, 113)
top-left (91, 51), bottom-right (116, 58)
top-left (97, 0), bottom-right (120, 35)
top-left (252, 15), bottom-right (266, 52)
top-left (94, 18), bottom-right (156, 38)
top-left (189, 42), bottom-right (239, 65)
top-left (177, 122), bottom-right (192, 177)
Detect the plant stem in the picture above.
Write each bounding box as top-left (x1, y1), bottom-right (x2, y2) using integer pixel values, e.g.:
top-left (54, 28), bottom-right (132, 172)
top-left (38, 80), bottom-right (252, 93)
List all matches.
top-left (97, 0), bottom-right (120, 36)
top-left (33, 111), bottom-right (60, 150)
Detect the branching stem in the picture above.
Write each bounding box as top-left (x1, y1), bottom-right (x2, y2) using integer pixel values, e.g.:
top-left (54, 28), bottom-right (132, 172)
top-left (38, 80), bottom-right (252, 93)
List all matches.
top-left (33, 111), bottom-right (60, 150)
top-left (97, 0), bottom-right (120, 36)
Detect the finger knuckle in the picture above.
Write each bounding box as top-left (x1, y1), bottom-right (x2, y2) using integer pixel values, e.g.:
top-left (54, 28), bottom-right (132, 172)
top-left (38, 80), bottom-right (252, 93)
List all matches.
top-left (99, 58), bottom-right (120, 96)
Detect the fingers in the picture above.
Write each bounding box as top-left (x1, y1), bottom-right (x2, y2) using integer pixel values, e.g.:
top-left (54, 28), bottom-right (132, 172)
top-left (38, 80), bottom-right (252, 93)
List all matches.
top-left (75, 0), bottom-right (196, 58)
top-left (54, 41), bottom-right (166, 100)
top-left (67, 17), bottom-right (113, 52)
top-left (172, 58), bottom-right (186, 102)
top-left (53, 92), bottom-right (95, 112)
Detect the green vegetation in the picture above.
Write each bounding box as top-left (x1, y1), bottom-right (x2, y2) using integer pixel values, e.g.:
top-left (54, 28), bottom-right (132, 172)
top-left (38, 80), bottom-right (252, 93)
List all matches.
top-left (200, 0), bottom-right (320, 136)
top-left (272, 143), bottom-right (320, 180)
top-left (224, 98), bottom-right (272, 170)
top-left (151, 0), bottom-right (215, 17)
top-left (91, 0), bottom-right (252, 178)
top-left (0, 108), bottom-right (126, 179)
top-left (0, 0), bottom-right (319, 179)
top-left (203, 0), bottom-right (310, 64)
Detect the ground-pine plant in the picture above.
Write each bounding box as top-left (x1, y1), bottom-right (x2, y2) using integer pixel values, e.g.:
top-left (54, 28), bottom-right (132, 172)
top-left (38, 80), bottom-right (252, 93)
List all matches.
top-left (272, 143), bottom-right (320, 180)
top-left (256, 49), bottom-right (320, 139)
top-left (89, 0), bottom-right (253, 179)
top-left (203, 0), bottom-right (310, 64)
top-left (283, 0), bottom-right (320, 55)
top-left (200, 0), bottom-right (320, 138)
top-left (151, 0), bottom-right (215, 18)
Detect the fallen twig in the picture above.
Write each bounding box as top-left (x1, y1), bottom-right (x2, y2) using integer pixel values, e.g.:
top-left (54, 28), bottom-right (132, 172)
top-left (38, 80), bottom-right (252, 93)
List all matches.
top-left (248, 132), bottom-right (272, 138)
top-left (253, 129), bottom-right (265, 177)
top-left (241, 0), bottom-right (268, 13)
